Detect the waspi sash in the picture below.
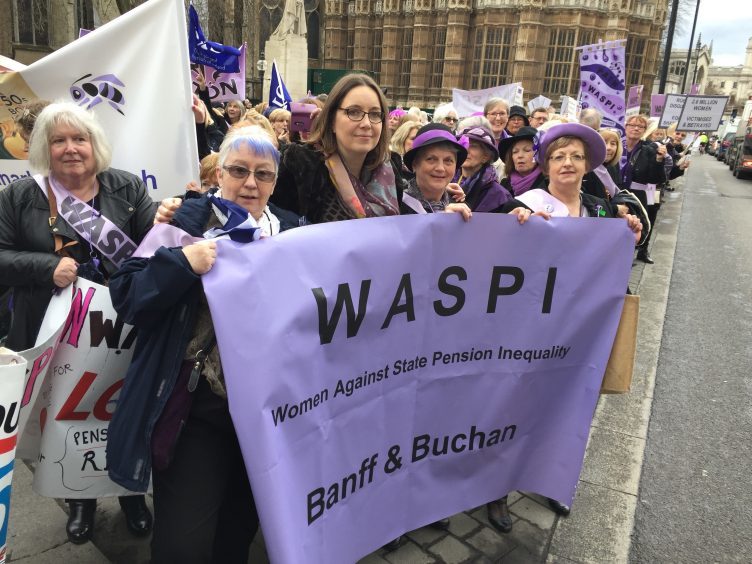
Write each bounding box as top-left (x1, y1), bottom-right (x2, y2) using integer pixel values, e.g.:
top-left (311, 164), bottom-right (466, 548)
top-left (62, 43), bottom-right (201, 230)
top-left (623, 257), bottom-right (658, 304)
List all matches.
top-left (34, 174), bottom-right (138, 268)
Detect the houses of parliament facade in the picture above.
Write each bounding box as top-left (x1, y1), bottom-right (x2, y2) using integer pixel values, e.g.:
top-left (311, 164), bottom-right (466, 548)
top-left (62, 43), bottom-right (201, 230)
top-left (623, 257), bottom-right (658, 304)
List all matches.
top-left (321, 0), bottom-right (667, 109)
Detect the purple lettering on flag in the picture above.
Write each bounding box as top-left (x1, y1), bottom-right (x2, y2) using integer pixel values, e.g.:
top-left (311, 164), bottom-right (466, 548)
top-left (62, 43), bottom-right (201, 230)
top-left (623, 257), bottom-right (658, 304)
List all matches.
top-left (203, 214), bottom-right (635, 564)
top-left (578, 42), bottom-right (626, 134)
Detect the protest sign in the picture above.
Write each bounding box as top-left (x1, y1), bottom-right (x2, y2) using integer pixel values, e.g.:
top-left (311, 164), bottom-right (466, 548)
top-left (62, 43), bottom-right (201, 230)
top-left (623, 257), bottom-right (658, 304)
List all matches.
top-left (191, 44), bottom-right (246, 104)
top-left (578, 40), bottom-right (626, 134)
top-left (676, 95), bottom-right (729, 132)
top-left (14, 286), bottom-right (73, 460)
top-left (452, 83), bottom-right (523, 117)
top-left (15, 279), bottom-right (136, 498)
top-left (560, 96), bottom-right (581, 121)
top-left (659, 94), bottom-right (687, 128)
top-left (528, 95), bottom-right (551, 113)
top-left (204, 213), bottom-right (635, 564)
top-left (626, 85), bottom-right (643, 117)
top-left (0, 0), bottom-right (197, 201)
top-left (650, 94), bottom-right (666, 118)
top-left (0, 350), bottom-right (27, 562)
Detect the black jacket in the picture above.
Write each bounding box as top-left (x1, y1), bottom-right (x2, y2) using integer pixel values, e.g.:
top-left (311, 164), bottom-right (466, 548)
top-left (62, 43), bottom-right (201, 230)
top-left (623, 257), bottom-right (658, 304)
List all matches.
top-left (106, 195), bottom-right (298, 492)
top-left (0, 169), bottom-right (155, 351)
top-left (623, 140), bottom-right (666, 188)
top-left (272, 143), bottom-right (406, 223)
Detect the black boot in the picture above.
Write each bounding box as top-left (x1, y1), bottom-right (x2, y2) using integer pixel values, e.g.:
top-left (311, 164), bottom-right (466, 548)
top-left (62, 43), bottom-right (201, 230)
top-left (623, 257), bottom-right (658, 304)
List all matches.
top-left (66, 499), bottom-right (96, 544)
top-left (429, 518), bottom-right (450, 530)
top-left (547, 497), bottom-right (571, 516)
top-left (487, 496), bottom-right (512, 533)
top-left (119, 495), bottom-right (153, 537)
top-left (636, 248), bottom-right (654, 264)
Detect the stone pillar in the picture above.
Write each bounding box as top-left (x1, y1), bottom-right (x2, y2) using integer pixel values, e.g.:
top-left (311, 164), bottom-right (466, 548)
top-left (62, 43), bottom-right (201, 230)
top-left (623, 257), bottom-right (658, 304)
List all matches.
top-left (352, 1), bottom-right (370, 71)
top-left (0, 0), bottom-right (12, 57)
top-left (380, 10), bottom-right (401, 103)
top-left (409, 3), bottom-right (432, 107)
top-left (323, 0), bottom-right (347, 69)
top-left (442, 0), bottom-right (472, 93)
top-left (511, 7), bottom-right (547, 101)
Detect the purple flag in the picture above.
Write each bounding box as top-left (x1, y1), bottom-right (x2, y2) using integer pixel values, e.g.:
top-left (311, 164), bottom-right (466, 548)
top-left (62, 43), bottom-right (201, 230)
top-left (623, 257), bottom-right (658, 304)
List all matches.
top-left (203, 214), bottom-right (635, 564)
top-left (191, 44), bottom-right (246, 104)
top-left (650, 94), bottom-right (666, 118)
top-left (578, 41), bottom-right (626, 135)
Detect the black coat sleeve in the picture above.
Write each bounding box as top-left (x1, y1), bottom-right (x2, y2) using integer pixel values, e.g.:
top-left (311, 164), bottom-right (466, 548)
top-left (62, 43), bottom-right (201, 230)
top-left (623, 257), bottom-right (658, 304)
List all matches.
top-left (0, 185), bottom-right (60, 287)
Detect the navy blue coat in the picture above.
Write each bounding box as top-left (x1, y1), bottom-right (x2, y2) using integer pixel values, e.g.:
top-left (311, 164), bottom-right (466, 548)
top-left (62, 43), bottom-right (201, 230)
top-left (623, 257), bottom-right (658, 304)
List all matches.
top-left (106, 196), bottom-right (298, 491)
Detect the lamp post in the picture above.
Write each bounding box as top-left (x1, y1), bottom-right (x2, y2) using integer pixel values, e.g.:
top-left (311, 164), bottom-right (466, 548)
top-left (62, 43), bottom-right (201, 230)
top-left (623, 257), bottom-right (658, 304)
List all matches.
top-left (680, 0), bottom-right (701, 93)
top-left (256, 56), bottom-right (267, 103)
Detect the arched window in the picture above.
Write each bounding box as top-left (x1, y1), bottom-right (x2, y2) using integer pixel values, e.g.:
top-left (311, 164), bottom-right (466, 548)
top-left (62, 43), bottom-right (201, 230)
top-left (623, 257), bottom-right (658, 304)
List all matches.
top-left (259, 0), bottom-right (284, 56)
top-left (306, 0), bottom-right (320, 60)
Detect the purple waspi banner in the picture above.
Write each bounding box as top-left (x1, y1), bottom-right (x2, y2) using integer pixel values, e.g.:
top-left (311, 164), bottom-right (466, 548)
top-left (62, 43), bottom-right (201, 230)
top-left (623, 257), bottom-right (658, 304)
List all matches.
top-left (578, 41), bottom-right (626, 135)
top-left (203, 214), bottom-right (634, 564)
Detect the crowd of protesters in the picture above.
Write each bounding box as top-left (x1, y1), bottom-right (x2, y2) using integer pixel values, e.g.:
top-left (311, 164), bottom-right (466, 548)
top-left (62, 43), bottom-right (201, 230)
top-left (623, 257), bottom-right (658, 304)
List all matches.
top-left (0, 69), bottom-right (696, 562)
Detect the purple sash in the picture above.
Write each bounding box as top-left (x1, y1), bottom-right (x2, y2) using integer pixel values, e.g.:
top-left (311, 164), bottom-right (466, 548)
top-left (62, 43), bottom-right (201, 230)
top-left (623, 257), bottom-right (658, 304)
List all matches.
top-left (630, 181), bottom-right (657, 205)
top-left (34, 174), bottom-right (138, 268)
top-left (592, 165), bottom-right (618, 198)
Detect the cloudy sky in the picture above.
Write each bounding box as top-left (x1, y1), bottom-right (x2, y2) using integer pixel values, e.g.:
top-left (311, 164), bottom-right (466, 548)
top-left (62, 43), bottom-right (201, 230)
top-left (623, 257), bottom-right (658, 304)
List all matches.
top-left (673, 0), bottom-right (752, 67)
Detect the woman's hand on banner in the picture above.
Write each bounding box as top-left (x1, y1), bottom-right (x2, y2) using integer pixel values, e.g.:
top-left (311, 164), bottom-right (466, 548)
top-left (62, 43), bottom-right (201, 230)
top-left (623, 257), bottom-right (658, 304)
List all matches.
top-left (510, 207), bottom-right (551, 225)
top-left (444, 203), bottom-right (472, 221)
top-left (53, 257), bottom-right (78, 288)
top-left (625, 213), bottom-right (642, 242)
top-left (183, 240), bottom-right (217, 275)
top-left (154, 198), bottom-right (182, 225)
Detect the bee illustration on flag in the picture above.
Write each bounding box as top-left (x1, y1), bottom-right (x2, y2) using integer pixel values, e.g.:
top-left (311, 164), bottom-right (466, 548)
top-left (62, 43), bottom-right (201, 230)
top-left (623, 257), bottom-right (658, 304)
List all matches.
top-left (69, 73), bottom-right (126, 115)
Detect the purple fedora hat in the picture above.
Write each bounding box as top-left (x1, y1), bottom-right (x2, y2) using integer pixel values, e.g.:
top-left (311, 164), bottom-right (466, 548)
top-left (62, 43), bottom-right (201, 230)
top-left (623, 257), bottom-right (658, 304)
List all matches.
top-left (536, 122), bottom-right (606, 172)
top-left (403, 123), bottom-right (468, 171)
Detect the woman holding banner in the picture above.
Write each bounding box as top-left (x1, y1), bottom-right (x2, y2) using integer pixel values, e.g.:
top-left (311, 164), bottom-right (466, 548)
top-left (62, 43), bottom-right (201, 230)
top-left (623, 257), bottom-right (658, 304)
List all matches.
top-left (107, 126), bottom-right (298, 563)
top-left (271, 73), bottom-right (403, 223)
top-left (487, 123), bottom-right (643, 531)
top-left (0, 101), bottom-right (155, 544)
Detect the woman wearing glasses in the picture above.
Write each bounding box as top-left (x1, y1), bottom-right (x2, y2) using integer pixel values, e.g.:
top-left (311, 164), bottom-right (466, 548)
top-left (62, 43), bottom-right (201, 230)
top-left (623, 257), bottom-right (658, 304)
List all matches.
top-left (107, 126), bottom-right (298, 563)
top-left (483, 97), bottom-right (510, 143)
top-left (501, 123), bottom-right (643, 230)
top-left (622, 114), bottom-right (666, 264)
top-left (433, 104), bottom-right (460, 133)
top-left (487, 123), bottom-right (643, 534)
top-left (452, 125), bottom-right (512, 212)
top-left (272, 74), bottom-right (401, 223)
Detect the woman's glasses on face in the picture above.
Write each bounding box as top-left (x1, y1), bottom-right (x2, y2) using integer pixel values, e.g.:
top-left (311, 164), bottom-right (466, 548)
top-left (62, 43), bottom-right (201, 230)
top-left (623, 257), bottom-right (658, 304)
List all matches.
top-left (339, 107), bottom-right (384, 124)
top-left (486, 112), bottom-right (507, 120)
top-left (548, 153), bottom-right (586, 164)
top-left (222, 165), bottom-right (276, 183)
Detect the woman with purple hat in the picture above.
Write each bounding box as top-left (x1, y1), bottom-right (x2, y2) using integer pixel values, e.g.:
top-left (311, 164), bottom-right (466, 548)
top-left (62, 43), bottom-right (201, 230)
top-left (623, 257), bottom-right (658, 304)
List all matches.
top-left (453, 125), bottom-right (513, 212)
top-left (497, 126), bottom-right (547, 198)
top-left (399, 123), bottom-right (472, 218)
top-left (499, 122), bottom-right (644, 239)
top-left (485, 123), bottom-right (644, 534)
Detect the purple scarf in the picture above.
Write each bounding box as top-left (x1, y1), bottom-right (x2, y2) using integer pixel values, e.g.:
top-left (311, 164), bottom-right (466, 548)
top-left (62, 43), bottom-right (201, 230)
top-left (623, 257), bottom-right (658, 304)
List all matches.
top-left (509, 168), bottom-right (542, 197)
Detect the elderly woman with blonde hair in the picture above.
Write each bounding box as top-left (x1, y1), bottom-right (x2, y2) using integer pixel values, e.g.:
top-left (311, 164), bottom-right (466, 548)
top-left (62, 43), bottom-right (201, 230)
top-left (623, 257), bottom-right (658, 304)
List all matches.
top-left (0, 100), bottom-right (155, 544)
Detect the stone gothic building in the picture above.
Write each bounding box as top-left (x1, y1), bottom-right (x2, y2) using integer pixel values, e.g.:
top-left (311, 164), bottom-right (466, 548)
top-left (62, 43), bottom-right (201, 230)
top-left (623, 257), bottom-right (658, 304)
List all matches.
top-left (323, 0), bottom-right (667, 109)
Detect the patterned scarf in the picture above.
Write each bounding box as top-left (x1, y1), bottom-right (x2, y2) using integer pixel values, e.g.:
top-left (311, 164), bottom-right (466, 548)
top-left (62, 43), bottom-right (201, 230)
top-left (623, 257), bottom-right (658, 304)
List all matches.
top-left (325, 154), bottom-right (400, 218)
